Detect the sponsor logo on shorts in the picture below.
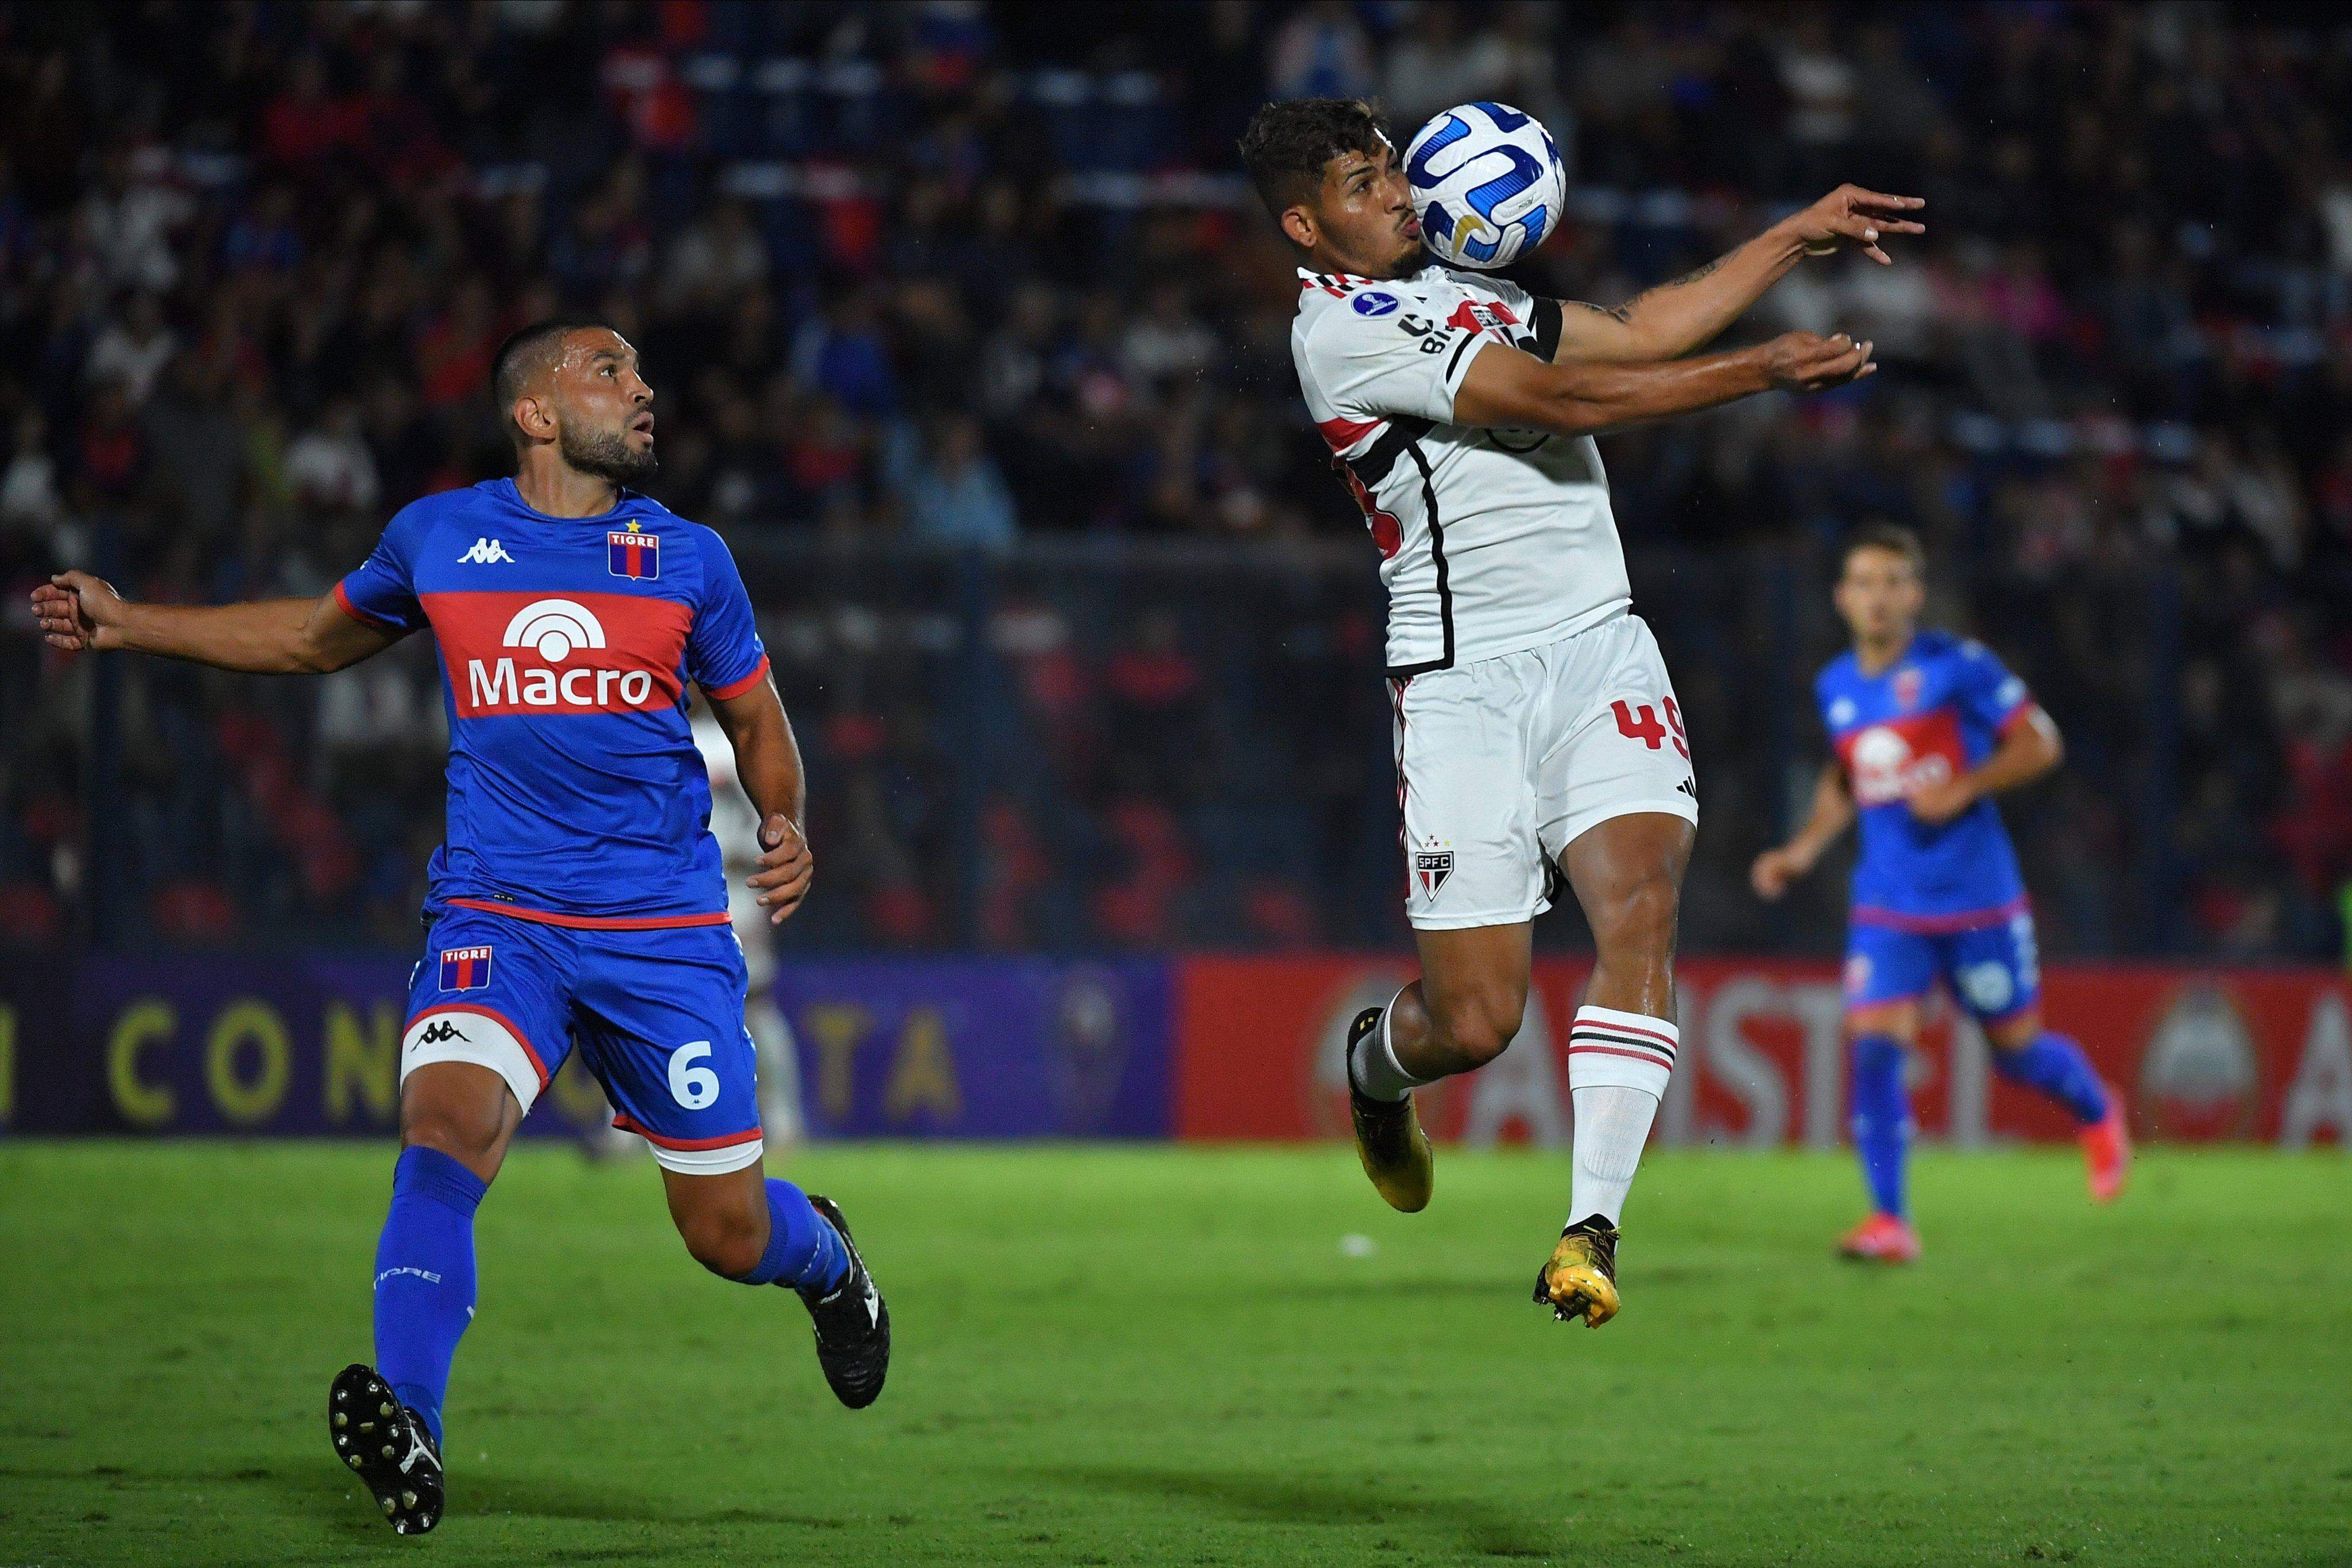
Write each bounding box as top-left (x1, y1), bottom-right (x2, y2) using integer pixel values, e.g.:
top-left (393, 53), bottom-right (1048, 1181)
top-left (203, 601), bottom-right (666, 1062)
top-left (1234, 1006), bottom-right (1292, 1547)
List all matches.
top-left (439, 946), bottom-right (493, 990)
top-left (1958, 960), bottom-right (2014, 1013)
top-left (1415, 849), bottom-right (1454, 897)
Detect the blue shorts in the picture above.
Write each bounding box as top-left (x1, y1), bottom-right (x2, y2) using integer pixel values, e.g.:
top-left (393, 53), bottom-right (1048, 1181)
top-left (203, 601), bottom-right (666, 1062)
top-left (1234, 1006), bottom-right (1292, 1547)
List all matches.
top-left (1843, 907), bottom-right (2041, 1027)
top-left (400, 907), bottom-right (763, 1173)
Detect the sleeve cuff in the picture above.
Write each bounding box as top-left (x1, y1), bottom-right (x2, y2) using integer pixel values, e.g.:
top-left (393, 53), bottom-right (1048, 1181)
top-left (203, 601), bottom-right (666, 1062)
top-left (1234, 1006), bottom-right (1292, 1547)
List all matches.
top-left (1995, 700), bottom-right (2040, 738)
top-left (1440, 332), bottom-right (1491, 412)
top-left (702, 653), bottom-right (772, 702)
top-left (332, 580), bottom-right (401, 632)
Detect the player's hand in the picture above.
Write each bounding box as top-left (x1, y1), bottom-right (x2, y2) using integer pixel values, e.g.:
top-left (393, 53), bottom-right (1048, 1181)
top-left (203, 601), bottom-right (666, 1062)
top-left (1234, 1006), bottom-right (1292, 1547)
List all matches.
top-left (748, 813), bottom-right (813, 924)
top-left (1762, 332), bottom-right (1875, 392)
top-left (1784, 185), bottom-right (1925, 266)
top-left (1906, 775), bottom-right (1978, 826)
top-left (30, 571), bottom-right (129, 653)
top-left (1750, 845), bottom-right (1809, 901)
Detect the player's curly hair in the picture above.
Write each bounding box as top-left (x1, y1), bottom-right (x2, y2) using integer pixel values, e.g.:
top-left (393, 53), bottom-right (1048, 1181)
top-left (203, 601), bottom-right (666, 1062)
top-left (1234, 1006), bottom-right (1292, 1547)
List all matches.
top-left (1238, 98), bottom-right (1394, 222)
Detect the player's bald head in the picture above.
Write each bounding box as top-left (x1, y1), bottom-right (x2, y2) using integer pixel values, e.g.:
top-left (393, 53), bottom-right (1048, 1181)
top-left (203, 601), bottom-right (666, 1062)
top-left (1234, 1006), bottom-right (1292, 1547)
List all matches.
top-left (491, 318), bottom-right (618, 446)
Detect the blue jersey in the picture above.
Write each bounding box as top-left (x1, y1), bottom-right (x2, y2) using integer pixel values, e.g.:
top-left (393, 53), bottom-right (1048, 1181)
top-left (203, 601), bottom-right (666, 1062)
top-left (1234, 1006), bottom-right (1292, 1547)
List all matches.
top-left (335, 479), bottom-right (770, 928)
top-left (1814, 629), bottom-right (2033, 928)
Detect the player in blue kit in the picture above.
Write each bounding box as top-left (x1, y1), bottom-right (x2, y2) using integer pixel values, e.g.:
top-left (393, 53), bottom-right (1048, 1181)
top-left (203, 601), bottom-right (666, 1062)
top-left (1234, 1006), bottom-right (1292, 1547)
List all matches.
top-left (31, 320), bottom-right (889, 1534)
top-left (1751, 525), bottom-right (2129, 1263)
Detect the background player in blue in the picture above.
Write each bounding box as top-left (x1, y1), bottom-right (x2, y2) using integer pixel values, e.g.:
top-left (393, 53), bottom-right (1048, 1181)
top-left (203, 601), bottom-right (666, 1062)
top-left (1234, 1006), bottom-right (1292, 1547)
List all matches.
top-left (30, 320), bottom-right (890, 1535)
top-left (1750, 525), bottom-right (2130, 1264)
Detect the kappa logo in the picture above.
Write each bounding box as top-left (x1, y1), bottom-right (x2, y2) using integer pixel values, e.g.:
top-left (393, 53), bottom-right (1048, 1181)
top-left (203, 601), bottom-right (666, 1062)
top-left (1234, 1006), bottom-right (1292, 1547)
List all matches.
top-left (415, 1020), bottom-right (470, 1046)
top-left (1415, 849), bottom-right (1454, 897)
top-left (458, 537), bottom-right (516, 565)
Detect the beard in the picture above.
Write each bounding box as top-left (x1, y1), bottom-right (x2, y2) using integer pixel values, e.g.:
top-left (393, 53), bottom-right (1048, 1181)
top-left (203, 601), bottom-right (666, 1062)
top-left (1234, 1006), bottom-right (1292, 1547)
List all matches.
top-left (559, 422), bottom-right (657, 486)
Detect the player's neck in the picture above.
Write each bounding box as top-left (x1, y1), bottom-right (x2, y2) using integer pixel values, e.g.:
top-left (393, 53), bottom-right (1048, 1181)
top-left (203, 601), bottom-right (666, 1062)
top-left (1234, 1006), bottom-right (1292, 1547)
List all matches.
top-left (1303, 246), bottom-right (1415, 282)
top-left (1853, 630), bottom-right (1914, 676)
top-left (512, 456), bottom-right (621, 520)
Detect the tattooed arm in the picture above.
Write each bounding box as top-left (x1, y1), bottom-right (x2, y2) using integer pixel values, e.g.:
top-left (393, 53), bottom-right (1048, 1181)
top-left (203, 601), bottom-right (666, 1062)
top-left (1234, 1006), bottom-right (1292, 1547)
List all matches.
top-left (1548, 184), bottom-right (1924, 364)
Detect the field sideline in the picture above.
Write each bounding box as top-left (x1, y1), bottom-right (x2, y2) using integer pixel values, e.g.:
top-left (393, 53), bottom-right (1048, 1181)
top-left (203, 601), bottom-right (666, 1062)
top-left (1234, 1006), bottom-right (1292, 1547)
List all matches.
top-left (2, 1142), bottom-right (2346, 1566)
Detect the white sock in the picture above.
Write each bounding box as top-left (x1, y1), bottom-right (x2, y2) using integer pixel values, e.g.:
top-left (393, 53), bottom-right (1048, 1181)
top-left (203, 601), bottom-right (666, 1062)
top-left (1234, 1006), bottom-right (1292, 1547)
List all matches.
top-left (1349, 989), bottom-right (1433, 1102)
top-left (1566, 1005), bottom-right (1677, 1226)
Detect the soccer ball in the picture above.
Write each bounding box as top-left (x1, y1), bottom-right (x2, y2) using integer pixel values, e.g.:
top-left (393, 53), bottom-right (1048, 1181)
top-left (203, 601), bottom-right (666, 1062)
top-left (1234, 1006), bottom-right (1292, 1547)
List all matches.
top-left (1403, 102), bottom-right (1567, 271)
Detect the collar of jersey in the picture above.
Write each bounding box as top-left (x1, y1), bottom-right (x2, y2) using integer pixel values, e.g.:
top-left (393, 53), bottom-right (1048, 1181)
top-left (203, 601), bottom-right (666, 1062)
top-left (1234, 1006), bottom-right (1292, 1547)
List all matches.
top-left (483, 476), bottom-right (650, 526)
top-left (1296, 268), bottom-right (1389, 293)
top-left (1854, 630), bottom-right (1925, 683)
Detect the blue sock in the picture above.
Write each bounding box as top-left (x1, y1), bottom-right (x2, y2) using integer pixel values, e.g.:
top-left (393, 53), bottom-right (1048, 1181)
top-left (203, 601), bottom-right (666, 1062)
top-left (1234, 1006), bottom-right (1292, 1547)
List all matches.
top-left (1849, 1033), bottom-right (1910, 1220)
top-left (373, 1147), bottom-right (488, 1449)
top-left (1994, 1031), bottom-right (2110, 1126)
top-left (728, 1179), bottom-right (851, 1295)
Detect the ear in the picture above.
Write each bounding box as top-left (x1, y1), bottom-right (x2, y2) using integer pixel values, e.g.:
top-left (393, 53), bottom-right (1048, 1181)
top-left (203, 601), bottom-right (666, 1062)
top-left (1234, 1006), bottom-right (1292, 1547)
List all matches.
top-left (512, 393), bottom-right (555, 444)
top-left (1279, 204), bottom-right (1317, 251)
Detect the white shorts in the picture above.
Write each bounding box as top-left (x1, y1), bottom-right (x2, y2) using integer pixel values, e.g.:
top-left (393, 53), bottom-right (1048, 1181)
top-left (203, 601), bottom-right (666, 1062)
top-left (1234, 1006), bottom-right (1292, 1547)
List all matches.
top-left (1391, 611), bottom-right (1697, 930)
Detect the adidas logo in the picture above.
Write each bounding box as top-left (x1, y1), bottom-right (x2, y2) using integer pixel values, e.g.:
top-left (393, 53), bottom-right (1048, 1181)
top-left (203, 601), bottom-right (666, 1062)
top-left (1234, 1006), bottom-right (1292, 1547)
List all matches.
top-left (458, 537), bottom-right (516, 564)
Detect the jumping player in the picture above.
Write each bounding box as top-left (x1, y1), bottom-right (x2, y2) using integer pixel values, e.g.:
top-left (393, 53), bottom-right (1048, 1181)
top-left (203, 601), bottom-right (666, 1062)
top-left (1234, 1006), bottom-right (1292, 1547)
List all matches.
top-left (1751, 524), bottom-right (2129, 1263)
top-left (30, 320), bottom-right (889, 1535)
top-left (1240, 97), bottom-right (1922, 1325)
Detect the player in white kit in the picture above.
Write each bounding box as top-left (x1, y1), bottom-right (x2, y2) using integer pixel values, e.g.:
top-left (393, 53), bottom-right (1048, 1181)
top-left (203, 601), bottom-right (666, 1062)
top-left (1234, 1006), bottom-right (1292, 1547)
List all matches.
top-left (694, 706), bottom-right (806, 1148)
top-left (1240, 98), bottom-right (1922, 1325)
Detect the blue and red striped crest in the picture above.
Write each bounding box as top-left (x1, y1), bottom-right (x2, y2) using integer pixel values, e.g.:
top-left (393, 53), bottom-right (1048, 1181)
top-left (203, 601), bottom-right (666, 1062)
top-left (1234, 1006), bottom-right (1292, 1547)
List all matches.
top-left (439, 946), bottom-right (493, 991)
top-left (608, 528), bottom-right (660, 580)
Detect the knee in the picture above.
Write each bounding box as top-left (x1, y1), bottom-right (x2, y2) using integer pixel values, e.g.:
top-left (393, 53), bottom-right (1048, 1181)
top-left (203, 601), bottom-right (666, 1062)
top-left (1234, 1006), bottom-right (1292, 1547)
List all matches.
top-left (399, 1094), bottom-right (506, 1171)
top-left (1587, 874), bottom-right (1680, 961)
top-left (1428, 981), bottom-right (1527, 1070)
top-left (677, 1203), bottom-right (767, 1280)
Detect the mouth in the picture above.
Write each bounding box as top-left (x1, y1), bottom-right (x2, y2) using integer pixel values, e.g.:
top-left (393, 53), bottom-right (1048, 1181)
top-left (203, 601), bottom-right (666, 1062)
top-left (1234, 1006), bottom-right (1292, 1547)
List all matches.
top-left (630, 413), bottom-right (655, 440)
top-left (1400, 214), bottom-right (1422, 241)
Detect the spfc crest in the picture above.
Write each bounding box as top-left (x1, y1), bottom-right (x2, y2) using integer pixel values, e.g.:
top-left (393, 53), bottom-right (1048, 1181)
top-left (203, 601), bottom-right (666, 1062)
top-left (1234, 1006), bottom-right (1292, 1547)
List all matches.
top-left (1415, 849), bottom-right (1454, 897)
top-left (1893, 667), bottom-right (1925, 711)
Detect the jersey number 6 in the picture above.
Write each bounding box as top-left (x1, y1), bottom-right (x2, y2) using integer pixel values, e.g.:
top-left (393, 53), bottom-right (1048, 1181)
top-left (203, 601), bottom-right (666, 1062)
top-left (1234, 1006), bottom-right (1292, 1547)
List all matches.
top-left (668, 1040), bottom-right (721, 1110)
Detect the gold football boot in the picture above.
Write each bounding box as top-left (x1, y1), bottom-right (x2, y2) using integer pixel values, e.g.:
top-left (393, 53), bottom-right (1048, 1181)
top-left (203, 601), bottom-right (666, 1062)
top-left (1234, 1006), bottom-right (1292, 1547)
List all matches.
top-left (1343, 1006), bottom-right (1433, 1213)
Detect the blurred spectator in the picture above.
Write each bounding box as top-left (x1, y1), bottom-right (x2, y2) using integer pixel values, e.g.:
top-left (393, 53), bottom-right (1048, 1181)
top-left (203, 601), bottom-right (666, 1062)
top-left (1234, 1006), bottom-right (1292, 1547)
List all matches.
top-left (893, 414), bottom-right (1017, 549)
top-left (0, 1), bottom-right (2343, 961)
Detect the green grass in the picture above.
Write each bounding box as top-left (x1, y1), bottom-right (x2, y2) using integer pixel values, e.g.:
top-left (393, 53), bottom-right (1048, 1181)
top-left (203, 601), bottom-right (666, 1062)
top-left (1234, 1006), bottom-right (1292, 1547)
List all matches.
top-left (2, 1143), bottom-right (2348, 1566)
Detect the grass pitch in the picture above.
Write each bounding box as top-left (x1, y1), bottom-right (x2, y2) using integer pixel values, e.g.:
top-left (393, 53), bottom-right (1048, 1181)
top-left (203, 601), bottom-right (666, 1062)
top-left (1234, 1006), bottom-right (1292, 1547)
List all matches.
top-left (2, 1141), bottom-right (2347, 1566)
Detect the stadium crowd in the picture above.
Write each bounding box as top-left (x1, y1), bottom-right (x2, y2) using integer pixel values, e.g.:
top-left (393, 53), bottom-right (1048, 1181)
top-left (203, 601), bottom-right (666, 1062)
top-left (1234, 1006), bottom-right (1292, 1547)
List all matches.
top-left (3, 1), bottom-right (2349, 960)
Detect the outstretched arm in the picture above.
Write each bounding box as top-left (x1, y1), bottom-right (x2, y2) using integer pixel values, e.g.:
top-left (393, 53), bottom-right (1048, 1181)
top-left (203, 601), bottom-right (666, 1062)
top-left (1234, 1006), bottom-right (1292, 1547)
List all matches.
top-left (1452, 328), bottom-right (1875, 440)
top-left (709, 672), bottom-right (813, 926)
top-left (1550, 185), bottom-right (1924, 365)
top-left (30, 571), bottom-right (399, 673)
top-left (1751, 761), bottom-right (1856, 900)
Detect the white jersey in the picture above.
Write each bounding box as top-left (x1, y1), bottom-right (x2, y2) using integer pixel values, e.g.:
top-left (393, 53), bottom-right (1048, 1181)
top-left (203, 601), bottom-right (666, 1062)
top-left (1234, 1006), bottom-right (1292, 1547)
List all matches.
top-left (1290, 264), bottom-right (1631, 675)
top-left (691, 710), bottom-right (763, 874)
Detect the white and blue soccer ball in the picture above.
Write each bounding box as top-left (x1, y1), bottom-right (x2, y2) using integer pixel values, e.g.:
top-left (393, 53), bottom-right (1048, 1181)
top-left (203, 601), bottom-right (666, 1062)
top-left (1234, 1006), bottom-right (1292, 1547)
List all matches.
top-left (1403, 102), bottom-right (1567, 271)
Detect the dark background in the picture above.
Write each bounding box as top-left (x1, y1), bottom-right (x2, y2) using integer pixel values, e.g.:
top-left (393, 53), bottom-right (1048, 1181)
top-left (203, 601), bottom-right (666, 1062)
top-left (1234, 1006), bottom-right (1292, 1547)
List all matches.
top-left (2, 1), bottom-right (2347, 961)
